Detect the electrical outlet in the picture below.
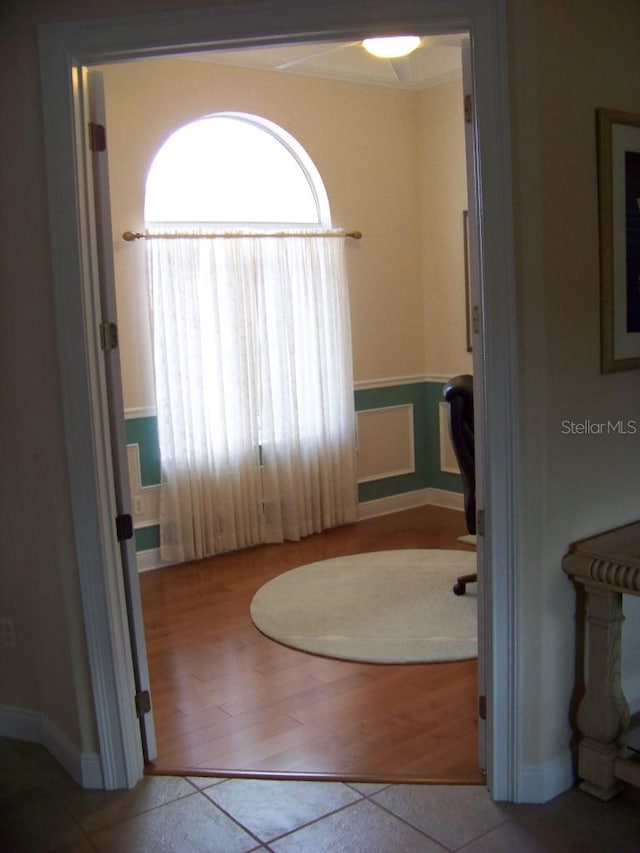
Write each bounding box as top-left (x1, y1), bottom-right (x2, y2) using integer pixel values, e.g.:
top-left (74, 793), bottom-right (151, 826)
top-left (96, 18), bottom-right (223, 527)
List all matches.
top-left (0, 619), bottom-right (16, 647)
top-left (133, 496), bottom-right (144, 517)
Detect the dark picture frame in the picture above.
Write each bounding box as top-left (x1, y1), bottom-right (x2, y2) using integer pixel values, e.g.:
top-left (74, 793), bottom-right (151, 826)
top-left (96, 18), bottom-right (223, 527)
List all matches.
top-left (463, 210), bottom-right (472, 352)
top-left (597, 108), bottom-right (640, 373)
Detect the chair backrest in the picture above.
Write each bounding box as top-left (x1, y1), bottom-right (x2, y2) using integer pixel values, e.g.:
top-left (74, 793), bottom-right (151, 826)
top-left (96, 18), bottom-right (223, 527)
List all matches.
top-left (443, 374), bottom-right (476, 534)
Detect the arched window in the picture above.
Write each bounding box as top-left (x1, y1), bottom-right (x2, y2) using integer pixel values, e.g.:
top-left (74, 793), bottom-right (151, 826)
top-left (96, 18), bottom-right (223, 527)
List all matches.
top-left (145, 112), bottom-right (331, 226)
top-left (144, 113), bottom-right (356, 563)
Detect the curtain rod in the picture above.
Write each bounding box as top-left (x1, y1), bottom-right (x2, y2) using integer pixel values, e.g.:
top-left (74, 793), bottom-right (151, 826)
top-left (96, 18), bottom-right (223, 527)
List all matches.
top-left (123, 229), bottom-right (362, 242)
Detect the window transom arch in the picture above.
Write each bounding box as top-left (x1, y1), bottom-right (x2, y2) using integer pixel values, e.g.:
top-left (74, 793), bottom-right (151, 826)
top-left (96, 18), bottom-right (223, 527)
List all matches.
top-left (144, 111), bottom-right (331, 227)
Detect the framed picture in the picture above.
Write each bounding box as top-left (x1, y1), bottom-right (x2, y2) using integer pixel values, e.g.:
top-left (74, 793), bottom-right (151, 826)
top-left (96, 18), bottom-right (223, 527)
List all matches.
top-left (597, 108), bottom-right (640, 373)
top-left (463, 210), bottom-right (472, 352)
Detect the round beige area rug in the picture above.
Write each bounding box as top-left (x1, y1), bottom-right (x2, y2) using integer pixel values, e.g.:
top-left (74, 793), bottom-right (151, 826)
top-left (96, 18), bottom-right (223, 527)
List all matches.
top-left (250, 549), bottom-right (477, 664)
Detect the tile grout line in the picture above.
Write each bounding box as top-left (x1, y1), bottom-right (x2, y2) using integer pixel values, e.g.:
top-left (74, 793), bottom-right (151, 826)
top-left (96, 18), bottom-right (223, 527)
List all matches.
top-left (364, 796), bottom-right (465, 851)
top-left (208, 784), bottom-right (369, 847)
top-left (11, 781), bottom-right (104, 853)
top-left (453, 817), bottom-right (517, 852)
top-left (81, 788), bottom-right (268, 850)
top-left (194, 789), bottom-right (270, 852)
top-left (253, 793), bottom-right (463, 851)
top-left (79, 788), bottom-right (213, 838)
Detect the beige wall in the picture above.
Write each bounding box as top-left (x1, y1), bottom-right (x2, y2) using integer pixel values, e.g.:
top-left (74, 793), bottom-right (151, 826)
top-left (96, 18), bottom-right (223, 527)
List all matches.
top-left (1, 2), bottom-right (99, 754)
top-left (509, 0), bottom-right (640, 767)
top-left (419, 79), bottom-right (472, 377)
top-left (102, 57), bottom-right (467, 410)
top-left (2, 0), bottom-right (640, 795)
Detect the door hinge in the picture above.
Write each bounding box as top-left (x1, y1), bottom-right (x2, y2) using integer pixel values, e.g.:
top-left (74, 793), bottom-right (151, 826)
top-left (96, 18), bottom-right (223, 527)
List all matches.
top-left (100, 321), bottom-right (118, 351)
top-left (472, 304), bottom-right (481, 337)
top-left (135, 690), bottom-right (151, 718)
top-left (464, 93), bottom-right (473, 124)
top-left (88, 121), bottom-right (107, 152)
top-left (478, 694), bottom-right (487, 720)
top-left (476, 509), bottom-right (485, 537)
top-left (115, 513), bottom-right (133, 542)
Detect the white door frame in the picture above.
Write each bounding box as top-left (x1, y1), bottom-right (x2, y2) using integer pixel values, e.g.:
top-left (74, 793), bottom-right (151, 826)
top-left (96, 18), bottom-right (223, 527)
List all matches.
top-left (38, 0), bottom-right (521, 797)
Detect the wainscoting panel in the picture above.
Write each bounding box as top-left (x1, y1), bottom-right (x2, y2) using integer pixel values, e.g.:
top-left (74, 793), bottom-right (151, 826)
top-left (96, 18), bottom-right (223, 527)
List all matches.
top-left (357, 404), bottom-right (415, 483)
top-left (127, 444), bottom-right (161, 530)
top-left (125, 417), bottom-right (162, 556)
top-left (125, 378), bottom-right (464, 563)
top-left (439, 401), bottom-right (461, 475)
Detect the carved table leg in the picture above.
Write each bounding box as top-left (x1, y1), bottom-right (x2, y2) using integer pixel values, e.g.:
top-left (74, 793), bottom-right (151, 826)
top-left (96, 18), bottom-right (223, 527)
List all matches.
top-left (576, 584), bottom-right (630, 800)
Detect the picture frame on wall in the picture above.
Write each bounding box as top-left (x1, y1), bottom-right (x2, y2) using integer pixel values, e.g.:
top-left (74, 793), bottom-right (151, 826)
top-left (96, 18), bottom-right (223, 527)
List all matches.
top-left (463, 209), bottom-right (473, 353)
top-left (597, 108), bottom-right (640, 373)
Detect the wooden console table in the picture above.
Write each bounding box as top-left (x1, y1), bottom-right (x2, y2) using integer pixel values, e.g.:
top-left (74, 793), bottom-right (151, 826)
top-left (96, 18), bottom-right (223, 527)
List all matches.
top-left (562, 521), bottom-right (640, 800)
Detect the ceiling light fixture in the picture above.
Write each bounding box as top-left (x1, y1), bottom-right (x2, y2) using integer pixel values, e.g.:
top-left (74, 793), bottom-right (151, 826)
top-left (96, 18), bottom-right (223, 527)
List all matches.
top-left (362, 36), bottom-right (422, 59)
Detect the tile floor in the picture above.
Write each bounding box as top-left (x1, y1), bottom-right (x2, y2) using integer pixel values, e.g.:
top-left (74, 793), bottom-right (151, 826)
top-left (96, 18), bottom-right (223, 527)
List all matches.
top-left (1, 738), bottom-right (639, 852)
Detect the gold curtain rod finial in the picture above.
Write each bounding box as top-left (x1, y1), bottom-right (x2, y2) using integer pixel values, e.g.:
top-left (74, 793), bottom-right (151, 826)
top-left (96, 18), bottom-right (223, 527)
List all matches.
top-left (123, 230), bottom-right (143, 241)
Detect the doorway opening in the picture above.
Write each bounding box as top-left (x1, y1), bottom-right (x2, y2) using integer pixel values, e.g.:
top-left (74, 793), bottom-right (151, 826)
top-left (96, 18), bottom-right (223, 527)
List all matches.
top-left (39, 0), bottom-right (519, 797)
top-left (102, 36), bottom-right (480, 781)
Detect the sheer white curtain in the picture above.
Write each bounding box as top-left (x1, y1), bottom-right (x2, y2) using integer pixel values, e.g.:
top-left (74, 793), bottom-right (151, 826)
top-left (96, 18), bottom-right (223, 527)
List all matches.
top-left (148, 229), bottom-right (358, 563)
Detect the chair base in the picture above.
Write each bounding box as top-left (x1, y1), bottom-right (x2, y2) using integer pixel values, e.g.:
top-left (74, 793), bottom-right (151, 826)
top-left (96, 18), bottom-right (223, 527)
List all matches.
top-left (453, 573), bottom-right (477, 596)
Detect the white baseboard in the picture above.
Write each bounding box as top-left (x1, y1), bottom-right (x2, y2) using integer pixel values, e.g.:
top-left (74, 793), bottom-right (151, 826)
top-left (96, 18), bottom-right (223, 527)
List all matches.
top-left (425, 488), bottom-right (464, 511)
top-left (0, 704), bottom-right (103, 789)
top-left (517, 752), bottom-right (575, 803)
top-left (136, 547), bottom-right (174, 573)
top-left (357, 488), bottom-right (432, 520)
top-left (357, 487), bottom-right (463, 520)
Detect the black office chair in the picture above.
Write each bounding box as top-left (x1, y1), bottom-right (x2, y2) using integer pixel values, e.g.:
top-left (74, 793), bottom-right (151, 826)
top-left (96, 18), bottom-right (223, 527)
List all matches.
top-left (443, 375), bottom-right (476, 595)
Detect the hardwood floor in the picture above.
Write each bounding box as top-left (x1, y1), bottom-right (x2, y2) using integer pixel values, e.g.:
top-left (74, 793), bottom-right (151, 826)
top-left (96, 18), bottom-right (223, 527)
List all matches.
top-left (141, 504), bottom-right (483, 783)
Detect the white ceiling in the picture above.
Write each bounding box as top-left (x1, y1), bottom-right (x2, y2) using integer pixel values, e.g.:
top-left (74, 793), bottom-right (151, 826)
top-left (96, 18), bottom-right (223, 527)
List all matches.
top-left (182, 35), bottom-right (464, 91)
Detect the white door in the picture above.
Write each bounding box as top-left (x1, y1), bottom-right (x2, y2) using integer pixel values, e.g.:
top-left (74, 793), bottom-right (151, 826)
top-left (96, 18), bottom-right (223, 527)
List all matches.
top-left (461, 36), bottom-right (487, 774)
top-left (83, 68), bottom-right (157, 762)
